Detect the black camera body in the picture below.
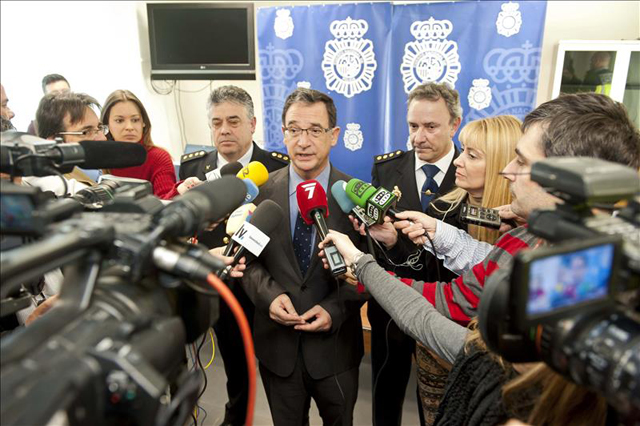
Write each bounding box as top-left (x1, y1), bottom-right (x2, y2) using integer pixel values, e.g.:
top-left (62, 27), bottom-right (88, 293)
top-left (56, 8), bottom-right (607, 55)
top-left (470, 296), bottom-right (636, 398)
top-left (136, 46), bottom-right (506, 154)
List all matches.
top-left (478, 157), bottom-right (640, 420)
top-left (0, 176), bottom-right (247, 425)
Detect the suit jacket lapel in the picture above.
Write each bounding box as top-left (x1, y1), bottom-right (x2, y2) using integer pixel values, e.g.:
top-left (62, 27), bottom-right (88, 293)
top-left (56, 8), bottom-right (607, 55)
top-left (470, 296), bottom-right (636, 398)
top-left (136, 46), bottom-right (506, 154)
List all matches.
top-left (396, 151), bottom-right (421, 210)
top-left (271, 167), bottom-right (303, 281)
top-left (437, 147), bottom-right (459, 197)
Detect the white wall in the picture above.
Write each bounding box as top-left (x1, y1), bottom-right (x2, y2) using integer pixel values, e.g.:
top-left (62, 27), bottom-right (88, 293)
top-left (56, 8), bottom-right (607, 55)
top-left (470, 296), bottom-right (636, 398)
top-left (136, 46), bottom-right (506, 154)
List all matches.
top-left (536, 1), bottom-right (640, 105)
top-left (2, 1), bottom-right (639, 163)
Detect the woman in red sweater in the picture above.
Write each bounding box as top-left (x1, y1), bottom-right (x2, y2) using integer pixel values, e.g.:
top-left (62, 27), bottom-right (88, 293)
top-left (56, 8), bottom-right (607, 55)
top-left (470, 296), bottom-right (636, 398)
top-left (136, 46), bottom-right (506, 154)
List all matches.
top-left (101, 90), bottom-right (176, 199)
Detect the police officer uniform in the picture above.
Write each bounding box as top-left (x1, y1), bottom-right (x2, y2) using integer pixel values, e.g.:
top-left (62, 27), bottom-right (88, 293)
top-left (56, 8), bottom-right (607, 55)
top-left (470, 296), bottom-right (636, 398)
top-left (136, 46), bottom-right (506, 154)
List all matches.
top-left (369, 147), bottom-right (461, 426)
top-left (179, 141), bottom-right (288, 426)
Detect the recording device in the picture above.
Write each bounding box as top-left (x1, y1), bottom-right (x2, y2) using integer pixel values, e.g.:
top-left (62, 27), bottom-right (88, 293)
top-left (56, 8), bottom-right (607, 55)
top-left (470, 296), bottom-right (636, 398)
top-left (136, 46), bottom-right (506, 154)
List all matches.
top-left (205, 161), bottom-right (243, 182)
top-left (218, 200), bottom-right (284, 280)
top-left (1, 131), bottom-right (147, 176)
top-left (345, 178), bottom-right (400, 225)
top-left (478, 157), bottom-right (640, 421)
top-left (297, 180), bottom-right (347, 277)
top-left (460, 204), bottom-right (502, 229)
top-left (0, 176), bottom-right (248, 425)
top-left (331, 180), bottom-right (377, 228)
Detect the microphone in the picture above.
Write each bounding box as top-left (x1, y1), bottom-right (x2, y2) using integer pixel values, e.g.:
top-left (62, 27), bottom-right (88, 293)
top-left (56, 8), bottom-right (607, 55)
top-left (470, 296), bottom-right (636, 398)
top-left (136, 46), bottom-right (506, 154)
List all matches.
top-left (330, 180), bottom-right (377, 228)
top-left (297, 180), bottom-right (347, 276)
top-left (205, 161), bottom-right (243, 182)
top-left (236, 161), bottom-right (269, 187)
top-left (222, 203), bottom-right (257, 256)
top-left (218, 199), bottom-right (284, 280)
top-left (154, 175), bottom-right (246, 239)
top-left (345, 178), bottom-right (400, 225)
top-left (242, 179), bottom-right (259, 204)
top-left (1, 134), bottom-right (147, 176)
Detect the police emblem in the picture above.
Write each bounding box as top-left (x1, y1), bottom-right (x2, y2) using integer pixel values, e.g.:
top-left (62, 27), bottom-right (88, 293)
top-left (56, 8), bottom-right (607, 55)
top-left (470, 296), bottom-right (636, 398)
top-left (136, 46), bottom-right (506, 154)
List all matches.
top-left (296, 81), bottom-right (311, 89)
top-left (400, 17), bottom-right (462, 94)
top-left (274, 9), bottom-right (294, 40)
top-left (468, 79), bottom-right (492, 110)
top-left (322, 17), bottom-right (377, 98)
top-left (406, 135), bottom-right (413, 151)
top-left (344, 123), bottom-right (364, 152)
top-left (496, 2), bottom-right (522, 38)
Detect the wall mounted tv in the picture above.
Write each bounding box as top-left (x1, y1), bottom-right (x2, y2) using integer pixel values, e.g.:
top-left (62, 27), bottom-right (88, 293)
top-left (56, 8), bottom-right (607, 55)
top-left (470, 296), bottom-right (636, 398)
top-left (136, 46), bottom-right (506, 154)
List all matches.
top-left (147, 3), bottom-right (255, 80)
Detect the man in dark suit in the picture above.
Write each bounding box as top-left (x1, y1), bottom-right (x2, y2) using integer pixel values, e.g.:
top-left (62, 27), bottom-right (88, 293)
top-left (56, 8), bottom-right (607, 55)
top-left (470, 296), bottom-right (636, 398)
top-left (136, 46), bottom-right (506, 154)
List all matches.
top-left (178, 85), bottom-right (288, 426)
top-left (241, 88), bottom-right (366, 426)
top-left (369, 82), bottom-right (463, 426)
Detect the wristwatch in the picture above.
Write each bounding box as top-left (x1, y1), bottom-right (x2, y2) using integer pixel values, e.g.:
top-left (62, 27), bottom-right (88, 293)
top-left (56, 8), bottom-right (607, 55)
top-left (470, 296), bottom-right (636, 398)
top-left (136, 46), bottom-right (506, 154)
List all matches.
top-left (349, 251), bottom-right (366, 277)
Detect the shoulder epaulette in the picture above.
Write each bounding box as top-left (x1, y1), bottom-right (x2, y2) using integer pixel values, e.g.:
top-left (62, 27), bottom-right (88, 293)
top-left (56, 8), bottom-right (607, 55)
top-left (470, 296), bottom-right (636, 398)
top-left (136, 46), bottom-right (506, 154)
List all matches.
top-left (270, 151), bottom-right (290, 164)
top-left (180, 150), bottom-right (207, 164)
top-left (374, 150), bottom-right (404, 164)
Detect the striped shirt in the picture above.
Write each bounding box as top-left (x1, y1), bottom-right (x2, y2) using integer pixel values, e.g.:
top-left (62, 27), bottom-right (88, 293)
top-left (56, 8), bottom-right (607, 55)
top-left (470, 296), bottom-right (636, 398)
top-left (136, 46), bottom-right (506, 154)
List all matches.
top-left (394, 226), bottom-right (539, 325)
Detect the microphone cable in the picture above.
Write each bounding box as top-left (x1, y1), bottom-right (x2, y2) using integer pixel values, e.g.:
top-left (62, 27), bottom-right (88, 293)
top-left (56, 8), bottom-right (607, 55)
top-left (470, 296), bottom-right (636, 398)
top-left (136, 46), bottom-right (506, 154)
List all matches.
top-left (206, 272), bottom-right (256, 426)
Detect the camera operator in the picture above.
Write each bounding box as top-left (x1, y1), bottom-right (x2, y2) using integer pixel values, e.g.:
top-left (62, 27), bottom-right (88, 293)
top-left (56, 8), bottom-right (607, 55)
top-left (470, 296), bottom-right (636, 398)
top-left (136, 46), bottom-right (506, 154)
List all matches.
top-left (21, 92), bottom-right (104, 196)
top-left (319, 92), bottom-right (640, 425)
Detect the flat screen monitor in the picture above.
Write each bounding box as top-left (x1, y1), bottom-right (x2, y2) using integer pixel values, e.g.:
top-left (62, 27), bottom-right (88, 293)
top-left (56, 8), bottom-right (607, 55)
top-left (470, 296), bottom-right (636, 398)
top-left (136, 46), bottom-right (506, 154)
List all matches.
top-left (147, 3), bottom-right (255, 80)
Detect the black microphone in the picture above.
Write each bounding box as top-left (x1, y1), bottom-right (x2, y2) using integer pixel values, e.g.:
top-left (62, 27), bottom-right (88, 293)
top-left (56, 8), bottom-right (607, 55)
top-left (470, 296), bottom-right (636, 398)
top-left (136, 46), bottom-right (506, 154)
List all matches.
top-left (75, 140), bottom-right (147, 169)
top-left (218, 199), bottom-right (283, 280)
top-left (154, 176), bottom-right (247, 239)
top-left (220, 161), bottom-right (243, 176)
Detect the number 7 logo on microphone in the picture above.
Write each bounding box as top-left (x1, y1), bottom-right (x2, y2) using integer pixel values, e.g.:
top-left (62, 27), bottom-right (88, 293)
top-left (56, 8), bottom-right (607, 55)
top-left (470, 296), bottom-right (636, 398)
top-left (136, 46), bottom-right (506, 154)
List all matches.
top-left (301, 182), bottom-right (317, 199)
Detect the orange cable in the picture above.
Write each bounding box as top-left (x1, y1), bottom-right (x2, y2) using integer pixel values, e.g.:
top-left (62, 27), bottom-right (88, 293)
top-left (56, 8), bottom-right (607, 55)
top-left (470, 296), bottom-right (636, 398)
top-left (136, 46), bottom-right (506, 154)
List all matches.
top-left (206, 273), bottom-right (255, 426)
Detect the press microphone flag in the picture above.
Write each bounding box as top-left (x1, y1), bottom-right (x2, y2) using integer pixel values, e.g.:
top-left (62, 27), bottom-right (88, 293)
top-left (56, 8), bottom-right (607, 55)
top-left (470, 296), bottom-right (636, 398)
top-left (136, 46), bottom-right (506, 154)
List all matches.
top-left (205, 161), bottom-right (243, 182)
top-left (236, 161), bottom-right (269, 187)
top-left (222, 203), bottom-right (257, 256)
top-left (296, 180), bottom-right (347, 276)
top-left (330, 180), bottom-right (377, 228)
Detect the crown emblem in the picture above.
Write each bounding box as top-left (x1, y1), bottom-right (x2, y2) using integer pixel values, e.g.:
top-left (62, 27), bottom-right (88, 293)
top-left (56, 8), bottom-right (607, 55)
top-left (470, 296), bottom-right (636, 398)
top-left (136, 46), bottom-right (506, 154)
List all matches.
top-left (330, 17), bottom-right (369, 39)
top-left (346, 123), bottom-right (361, 131)
top-left (296, 81), bottom-right (311, 89)
top-left (410, 17), bottom-right (453, 41)
top-left (501, 2), bottom-right (520, 12)
top-left (472, 78), bottom-right (490, 88)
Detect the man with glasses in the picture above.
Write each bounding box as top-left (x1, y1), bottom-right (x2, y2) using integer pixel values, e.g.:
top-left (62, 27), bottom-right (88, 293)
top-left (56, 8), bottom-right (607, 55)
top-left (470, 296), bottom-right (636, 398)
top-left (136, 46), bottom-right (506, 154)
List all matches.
top-left (240, 88), bottom-right (366, 426)
top-left (22, 92), bottom-right (105, 195)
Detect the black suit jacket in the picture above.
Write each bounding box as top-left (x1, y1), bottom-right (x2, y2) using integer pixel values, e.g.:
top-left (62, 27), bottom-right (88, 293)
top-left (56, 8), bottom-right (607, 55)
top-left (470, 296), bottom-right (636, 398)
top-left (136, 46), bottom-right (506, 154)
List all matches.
top-left (241, 165), bottom-right (366, 379)
top-left (371, 147), bottom-right (462, 282)
top-left (178, 142), bottom-right (289, 248)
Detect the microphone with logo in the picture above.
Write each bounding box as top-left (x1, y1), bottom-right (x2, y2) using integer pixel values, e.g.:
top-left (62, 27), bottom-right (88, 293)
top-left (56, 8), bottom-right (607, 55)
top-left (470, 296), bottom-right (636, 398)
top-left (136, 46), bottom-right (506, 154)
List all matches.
top-left (222, 203), bottom-right (257, 256)
top-left (344, 178), bottom-right (400, 225)
top-left (297, 180), bottom-right (347, 276)
top-left (218, 199), bottom-right (284, 281)
top-left (204, 161), bottom-right (244, 182)
top-left (331, 180), bottom-right (377, 228)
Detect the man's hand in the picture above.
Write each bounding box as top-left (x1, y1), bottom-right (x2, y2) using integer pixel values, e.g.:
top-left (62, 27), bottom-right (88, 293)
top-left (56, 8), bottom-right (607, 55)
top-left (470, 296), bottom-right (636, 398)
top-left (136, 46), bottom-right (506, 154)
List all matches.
top-left (393, 210), bottom-right (437, 245)
top-left (496, 204), bottom-right (526, 234)
top-left (177, 177), bottom-right (203, 195)
top-left (269, 294), bottom-right (304, 326)
top-left (209, 246), bottom-right (246, 278)
top-left (294, 305), bottom-right (332, 332)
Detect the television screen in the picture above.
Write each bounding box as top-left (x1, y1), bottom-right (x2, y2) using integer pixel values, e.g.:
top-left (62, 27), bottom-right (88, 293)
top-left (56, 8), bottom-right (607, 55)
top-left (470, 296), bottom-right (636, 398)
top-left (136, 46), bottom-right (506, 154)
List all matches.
top-left (147, 3), bottom-right (255, 80)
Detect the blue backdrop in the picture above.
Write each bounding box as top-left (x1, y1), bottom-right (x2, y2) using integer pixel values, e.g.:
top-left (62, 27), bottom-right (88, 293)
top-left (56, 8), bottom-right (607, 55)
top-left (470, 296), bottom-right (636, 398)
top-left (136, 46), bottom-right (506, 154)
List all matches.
top-left (257, 1), bottom-right (547, 181)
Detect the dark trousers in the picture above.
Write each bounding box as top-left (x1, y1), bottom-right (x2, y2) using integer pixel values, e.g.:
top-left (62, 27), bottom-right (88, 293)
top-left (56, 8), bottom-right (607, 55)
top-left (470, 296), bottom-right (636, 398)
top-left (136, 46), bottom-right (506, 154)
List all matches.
top-left (259, 349), bottom-right (359, 426)
top-left (368, 299), bottom-right (418, 426)
top-left (213, 283), bottom-right (255, 426)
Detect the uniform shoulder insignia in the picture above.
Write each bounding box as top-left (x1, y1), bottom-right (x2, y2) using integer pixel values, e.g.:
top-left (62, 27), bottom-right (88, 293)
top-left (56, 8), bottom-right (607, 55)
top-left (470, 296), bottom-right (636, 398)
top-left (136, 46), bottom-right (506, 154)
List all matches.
top-left (180, 150), bottom-right (207, 164)
top-left (374, 150), bottom-right (405, 164)
top-left (270, 151), bottom-right (290, 164)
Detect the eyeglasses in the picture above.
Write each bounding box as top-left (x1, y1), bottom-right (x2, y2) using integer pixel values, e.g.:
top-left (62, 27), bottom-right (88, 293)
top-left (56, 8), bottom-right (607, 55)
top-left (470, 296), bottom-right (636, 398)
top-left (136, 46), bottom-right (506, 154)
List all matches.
top-left (284, 126), bottom-right (332, 139)
top-left (58, 124), bottom-right (109, 138)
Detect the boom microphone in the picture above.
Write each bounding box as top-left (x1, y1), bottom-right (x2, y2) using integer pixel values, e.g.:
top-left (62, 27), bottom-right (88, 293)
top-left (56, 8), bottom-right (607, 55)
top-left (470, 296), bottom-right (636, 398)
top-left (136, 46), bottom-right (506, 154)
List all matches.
top-left (154, 176), bottom-right (246, 239)
top-left (236, 161), bottom-right (269, 187)
top-left (297, 180), bottom-right (347, 276)
top-left (219, 200), bottom-right (284, 280)
top-left (345, 178), bottom-right (400, 225)
top-left (76, 141), bottom-right (147, 169)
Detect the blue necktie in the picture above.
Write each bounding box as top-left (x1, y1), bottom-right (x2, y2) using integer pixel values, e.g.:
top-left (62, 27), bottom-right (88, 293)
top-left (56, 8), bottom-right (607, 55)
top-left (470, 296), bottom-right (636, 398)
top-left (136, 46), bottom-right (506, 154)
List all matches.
top-left (420, 164), bottom-right (440, 212)
top-left (293, 213), bottom-right (314, 276)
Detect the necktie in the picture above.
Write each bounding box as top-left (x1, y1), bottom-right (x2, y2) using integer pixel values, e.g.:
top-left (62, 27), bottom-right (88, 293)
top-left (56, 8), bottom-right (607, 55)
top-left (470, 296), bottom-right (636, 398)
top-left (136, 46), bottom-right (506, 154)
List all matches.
top-left (420, 164), bottom-right (440, 212)
top-left (292, 213), bottom-right (314, 276)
